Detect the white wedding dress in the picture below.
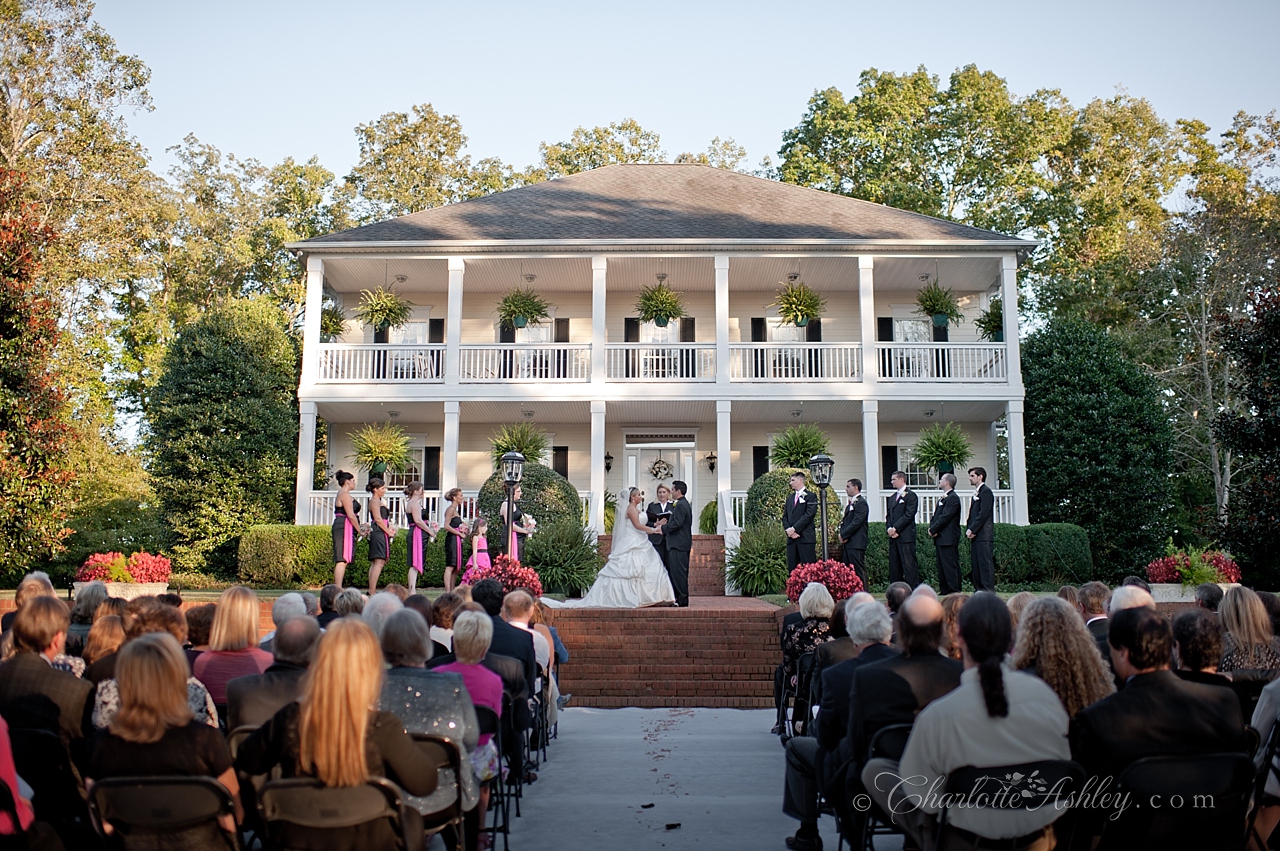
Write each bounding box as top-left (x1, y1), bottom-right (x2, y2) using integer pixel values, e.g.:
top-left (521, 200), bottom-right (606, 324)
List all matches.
top-left (545, 508), bottom-right (675, 609)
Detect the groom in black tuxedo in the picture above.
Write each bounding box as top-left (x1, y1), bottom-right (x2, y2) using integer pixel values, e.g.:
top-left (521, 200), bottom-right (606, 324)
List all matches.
top-left (662, 481), bottom-right (692, 607)
top-left (646, 483), bottom-right (673, 571)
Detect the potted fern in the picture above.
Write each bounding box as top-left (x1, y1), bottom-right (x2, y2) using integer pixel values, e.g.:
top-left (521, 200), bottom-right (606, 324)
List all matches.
top-left (635, 279), bottom-right (686, 327)
top-left (320, 304), bottom-right (347, 342)
top-left (490, 421), bottom-right (550, 468)
top-left (497, 286), bottom-right (551, 329)
top-left (349, 423), bottom-right (413, 476)
top-left (915, 279), bottom-right (964, 328)
top-left (353, 287), bottom-right (414, 342)
top-left (910, 422), bottom-right (973, 476)
top-left (771, 280), bottom-right (826, 327)
top-left (975, 297), bottom-right (1004, 342)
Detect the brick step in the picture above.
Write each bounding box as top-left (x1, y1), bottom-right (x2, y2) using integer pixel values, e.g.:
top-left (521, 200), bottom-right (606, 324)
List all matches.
top-left (564, 683), bottom-right (775, 697)
top-left (576, 696), bottom-right (773, 709)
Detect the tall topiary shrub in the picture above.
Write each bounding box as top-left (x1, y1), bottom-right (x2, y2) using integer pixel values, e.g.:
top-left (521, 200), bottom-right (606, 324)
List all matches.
top-left (150, 299), bottom-right (299, 575)
top-left (476, 463), bottom-right (582, 556)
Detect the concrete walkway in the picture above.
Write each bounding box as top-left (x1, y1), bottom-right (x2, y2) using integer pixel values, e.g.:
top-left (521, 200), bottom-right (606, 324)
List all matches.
top-left (505, 707), bottom-right (902, 851)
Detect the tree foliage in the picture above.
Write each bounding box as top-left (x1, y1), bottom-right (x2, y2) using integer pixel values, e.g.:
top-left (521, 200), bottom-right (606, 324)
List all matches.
top-left (529, 118), bottom-right (666, 181)
top-left (1022, 319), bottom-right (1173, 578)
top-left (148, 299), bottom-right (299, 574)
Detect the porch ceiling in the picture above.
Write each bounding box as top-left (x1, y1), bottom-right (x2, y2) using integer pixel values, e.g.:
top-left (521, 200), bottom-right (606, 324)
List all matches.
top-left (877, 399), bottom-right (1008, 423)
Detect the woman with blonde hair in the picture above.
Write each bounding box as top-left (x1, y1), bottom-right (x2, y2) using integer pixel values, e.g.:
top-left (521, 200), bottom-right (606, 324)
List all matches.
top-left (193, 587), bottom-right (272, 705)
top-left (85, 632), bottom-right (242, 833)
top-left (67, 581), bottom-right (109, 656)
top-left (236, 618), bottom-right (437, 850)
top-left (1011, 595), bottom-right (1115, 717)
top-left (1220, 586), bottom-right (1280, 672)
top-left (941, 593), bottom-right (969, 661)
top-left (82, 615), bottom-right (124, 666)
top-left (1006, 591), bottom-right (1036, 637)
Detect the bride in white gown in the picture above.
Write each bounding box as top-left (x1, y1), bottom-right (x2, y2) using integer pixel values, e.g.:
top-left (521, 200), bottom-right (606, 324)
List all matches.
top-left (544, 487), bottom-right (676, 609)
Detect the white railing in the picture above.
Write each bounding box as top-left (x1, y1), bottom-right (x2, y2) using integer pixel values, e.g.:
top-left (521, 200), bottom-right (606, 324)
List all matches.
top-left (876, 343), bottom-right (1007, 382)
top-left (316, 344), bottom-right (445, 382)
top-left (308, 488), bottom-right (591, 528)
top-left (878, 489), bottom-right (1015, 525)
top-left (728, 343), bottom-right (862, 381)
top-left (728, 490), bottom-right (748, 529)
top-left (459, 344), bottom-right (591, 382)
top-left (604, 343), bottom-right (716, 381)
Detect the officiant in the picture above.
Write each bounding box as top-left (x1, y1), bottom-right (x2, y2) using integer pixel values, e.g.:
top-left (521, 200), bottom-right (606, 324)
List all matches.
top-left (646, 484), bottom-right (673, 570)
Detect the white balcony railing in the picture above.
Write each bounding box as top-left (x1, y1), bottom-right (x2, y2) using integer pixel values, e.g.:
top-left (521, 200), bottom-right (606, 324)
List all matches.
top-left (728, 343), bottom-right (862, 382)
top-left (729, 490), bottom-right (748, 528)
top-left (459, 344), bottom-right (591, 382)
top-left (307, 489), bottom-right (591, 529)
top-left (316, 344), bottom-right (445, 383)
top-left (604, 343), bottom-right (716, 381)
top-left (878, 489), bottom-right (1014, 525)
top-left (876, 343), bottom-right (1007, 382)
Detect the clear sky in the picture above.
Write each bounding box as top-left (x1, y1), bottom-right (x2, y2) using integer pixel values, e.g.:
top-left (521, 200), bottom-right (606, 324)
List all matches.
top-left (93, 0), bottom-right (1279, 180)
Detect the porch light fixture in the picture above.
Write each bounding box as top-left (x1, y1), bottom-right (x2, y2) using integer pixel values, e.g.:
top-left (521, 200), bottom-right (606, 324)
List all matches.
top-left (656, 273), bottom-right (668, 284)
top-left (808, 453), bottom-right (835, 560)
top-left (604, 452), bottom-right (613, 473)
top-left (705, 452), bottom-right (717, 473)
top-left (387, 410), bottom-right (400, 419)
top-left (524, 273), bottom-right (536, 284)
top-left (787, 273), bottom-right (799, 283)
top-left (790, 409), bottom-right (803, 419)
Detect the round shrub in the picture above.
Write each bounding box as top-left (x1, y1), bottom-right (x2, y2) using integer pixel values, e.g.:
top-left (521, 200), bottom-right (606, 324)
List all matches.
top-left (726, 522), bottom-right (789, 596)
top-left (523, 517), bottom-right (602, 594)
top-left (477, 463), bottom-right (582, 556)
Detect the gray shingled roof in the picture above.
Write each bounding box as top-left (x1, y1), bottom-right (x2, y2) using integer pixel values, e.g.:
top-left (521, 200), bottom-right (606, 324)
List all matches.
top-left (296, 163), bottom-right (1031, 247)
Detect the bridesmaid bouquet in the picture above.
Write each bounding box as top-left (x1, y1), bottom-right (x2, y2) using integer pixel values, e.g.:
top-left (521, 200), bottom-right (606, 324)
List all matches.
top-left (525, 515), bottom-right (537, 535)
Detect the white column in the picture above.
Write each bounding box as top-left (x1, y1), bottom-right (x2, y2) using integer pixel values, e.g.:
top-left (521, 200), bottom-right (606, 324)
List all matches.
top-left (1001, 255), bottom-right (1022, 387)
top-left (589, 400), bottom-right (606, 535)
top-left (300, 256), bottom-right (324, 386)
top-left (716, 401), bottom-right (732, 533)
top-left (862, 401), bottom-right (884, 521)
top-left (714, 256), bottom-right (730, 386)
top-left (441, 401), bottom-right (460, 508)
top-left (444, 258), bottom-right (465, 385)
top-left (858, 256), bottom-right (877, 384)
top-left (294, 402), bottom-right (318, 524)
top-left (591, 256), bottom-right (607, 385)
top-left (1007, 399), bottom-right (1029, 525)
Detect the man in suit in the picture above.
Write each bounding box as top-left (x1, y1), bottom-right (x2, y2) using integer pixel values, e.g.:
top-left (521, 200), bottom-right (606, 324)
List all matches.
top-left (226, 615), bottom-right (319, 730)
top-left (1080, 581), bottom-right (1112, 662)
top-left (471, 578), bottom-right (538, 722)
top-left (783, 472), bottom-right (819, 574)
top-left (928, 472), bottom-right (963, 595)
top-left (965, 466), bottom-right (995, 591)
top-left (646, 484), bottom-right (673, 570)
top-left (662, 481), bottom-right (693, 607)
top-left (838, 478), bottom-right (869, 589)
top-left (783, 598), bottom-right (897, 851)
top-left (886, 471), bottom-right (920, 587)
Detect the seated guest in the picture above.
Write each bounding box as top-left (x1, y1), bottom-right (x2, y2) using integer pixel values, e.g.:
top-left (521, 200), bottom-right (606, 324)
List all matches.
top-left (940, 593), bottom-right (968, 661)
top-left (470, 580), bottom-right (537, 717)
top-left (361, 592), bottom-right (403, 639)
top-left (1080, 581), bottom-right (1111, 652)
top-left (1257, 591), bottom-right (1280, 640)
top-left (0, 714), bottom-right (59, 848)
top-left (1057, 585), bottom-right (1083, 619)
top-left (236, 618), bottom-right (437, 851)
top-left (1248, 673), bottom-right (1280, 848)
top-left (0, 572), bottom-right (54, 634)
top-left (1005, 591), bottom-right (1035, 637)
top-left (782, 597), bottom-right (895, 851)
top-left (1072, 606), bottom-right (1248, 791)
top-left (431, 592), bottom-right (462, 653)
top-left (193, 587), bottom-right (272, 706)
top-left (383, 584), bottom-right (411, 602)
top-left (86, 596), bottom-right (159, 685)
top-left (259, 593), bottom-right (306, 654)
top-left (92, 603), bottom-right (218, 729)
top-left (1122, 575), bottom-right (1151, 592)
top-left (1196, 582), bottom-right (1224, 613)
top-left (84, 633), bottom-right (242, 834)
top-left (316, 584), bottom-right (342, 629)
top-left (0, 596), bottom-right (94, 745)
top-left (885, 582), bottom-right (911, 619)
top-left (66, 582), bottom-right (108, 657)
top-left (95, 597), bottom-right (126, 623)
top-left (225, 616), bottom-right (320, 731)
top-left (810, 593), bottom-right (873, 708)
top-left (82, 615), bottom-right (124, 667)
top-left (300, 592), bottom-right (319, 618)
top-left (184, 603), bottom-right (216, 669)
top-left (781, 584), bottom-right (834, 694)
top-left (1172, 608), bottom-right (1231, 689)
top-left (1011, 596), bottom-right (1114, 717)
top-left (333, 587), bottom-right (365, 618)
top-left (523, 594), bottom-right (558, 669)
top-left (1219, 586), bottom-right (1280, 672)
top-left (503, 590), bottom-right (560, 725)
top-left (435, 611), bottom-right (505, 841)
top-left (1110, 584), bottom-right (1155, 614)
top-left (863, 593), bottom-right (1070, 851)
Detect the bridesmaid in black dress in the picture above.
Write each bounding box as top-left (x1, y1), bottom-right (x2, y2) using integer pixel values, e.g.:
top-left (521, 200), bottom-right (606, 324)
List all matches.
top-left (365, 478), bottom-right (395, 594)
top-left (500, 484), bottom-right (534, 562)
top-left (332, 471), bottom-right (362, 588)
top-left (442, 487), bottom-right (469, 592)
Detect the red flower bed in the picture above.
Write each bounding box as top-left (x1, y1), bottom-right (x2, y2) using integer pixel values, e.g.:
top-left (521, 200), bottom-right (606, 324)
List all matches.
top-left (75, 551), bottom-right (171, 584)
top-left (76, 552), bottom-right (126, 583)
top-left (460, 554), bottom-right (544, 598)
top-left (785, 559), bottom-right (865, 604)
top-left (126, 552), bottom-right (172, 584)
top-left (1144, 551), bottom-right (1241, 584)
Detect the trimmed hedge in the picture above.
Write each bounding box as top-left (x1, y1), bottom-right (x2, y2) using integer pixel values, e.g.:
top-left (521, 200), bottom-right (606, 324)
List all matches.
top-left (238, 525), bottom-right (446, 589)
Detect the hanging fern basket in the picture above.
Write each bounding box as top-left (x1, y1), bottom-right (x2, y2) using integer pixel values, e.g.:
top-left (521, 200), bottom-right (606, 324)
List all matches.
top-left (935, 460), bottom-right (955, 474)
top-left (931, 312), bottom-right (949, 328)
top-left (370, 461), bottom-right (388, 475)
top-left (654, 316), bottom-right (669, 327)
top-left (796, 316), bottom-right (810, 327)
top-left (513, 315), bottom-right (529, 328)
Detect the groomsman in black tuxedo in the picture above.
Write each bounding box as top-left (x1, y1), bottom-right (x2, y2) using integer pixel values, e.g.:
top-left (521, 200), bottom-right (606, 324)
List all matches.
top-left (646, 483), bottom-right (673, 570)
top-left (662, 481), bottom-right (693, 607)
top-left (838, 478), bottom-right (868, 588)
top-left (928, 472), bottom-right (963, 594)
top-left (783, 472), bottom-right (818, 573)
top-left (886, 470), bottom-right (920, 587)
top-left (966, 466), bottom-right (996, 591)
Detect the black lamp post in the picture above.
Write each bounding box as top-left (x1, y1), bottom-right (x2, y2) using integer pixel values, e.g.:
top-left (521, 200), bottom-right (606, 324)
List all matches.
top-left (501, 451), bottom-right (525, 556)
top-left (808, 453), bottom-right (834, 561)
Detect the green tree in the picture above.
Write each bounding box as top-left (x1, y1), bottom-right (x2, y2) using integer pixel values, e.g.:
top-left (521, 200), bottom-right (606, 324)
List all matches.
top-left (148, 299), bottom-right (299, 575)
top-left (674, 136), bottom-right (749, 171)
top-left (525, 118), bottom-right (665, 181)
top-left (0, 168), bottom-right (73, 577)
top-left (1022, 319), bottom-right (1173, 578)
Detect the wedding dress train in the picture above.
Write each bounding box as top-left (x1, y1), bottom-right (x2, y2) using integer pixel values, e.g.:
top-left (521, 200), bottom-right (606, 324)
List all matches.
top-left (544, 510), bottom-right (675, 609)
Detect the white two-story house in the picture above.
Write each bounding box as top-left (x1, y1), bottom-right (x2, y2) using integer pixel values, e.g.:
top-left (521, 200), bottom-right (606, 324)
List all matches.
top-left (288, 164), bottom-right (1033, 540)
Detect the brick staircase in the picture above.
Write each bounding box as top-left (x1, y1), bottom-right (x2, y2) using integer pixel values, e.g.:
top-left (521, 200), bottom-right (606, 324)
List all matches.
top-left (543, 597), bottom-right (782, 709)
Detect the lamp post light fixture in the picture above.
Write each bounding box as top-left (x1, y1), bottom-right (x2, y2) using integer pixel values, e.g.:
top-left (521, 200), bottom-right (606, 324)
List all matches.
top-left (808, 453), bottom-right (834, 561)
top-left (501, 451), bottom-right (525, 556)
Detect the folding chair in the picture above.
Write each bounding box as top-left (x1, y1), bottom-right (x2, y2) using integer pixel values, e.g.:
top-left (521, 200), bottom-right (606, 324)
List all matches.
top-left (1106, 752), bottom-right (1254, 850)
top-left (475, 705), bottom-right (509, 851)
top-left (783, 651), bottom-right (816, 739)
top-left (10, 726), bottom-right (93, 846)
top-left (409, 734), bottom-right (466, 851)
top-left (937, 760), bottom-right (1085, 851)
top-left (1250, 722), bottom-right (1280, 849)
top-left (257, 777), bottom-right (412, 851)
top-left (87, 776), bottom-right (240, 851)
top-left (857, 724), bottom-right (914, 851)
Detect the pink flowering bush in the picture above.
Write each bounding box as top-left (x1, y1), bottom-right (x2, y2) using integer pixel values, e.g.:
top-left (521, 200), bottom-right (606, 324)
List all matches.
top-left (126, 552), bottom-right (172, 584)
top-left (1145, 548), bottom-right (1241, 585)
top-left (785, 559), bottom-right (865, 604)
top-left (76, 551), bottom-right (171, 584)
top-left (460, 554), bottom-right (544, 598)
